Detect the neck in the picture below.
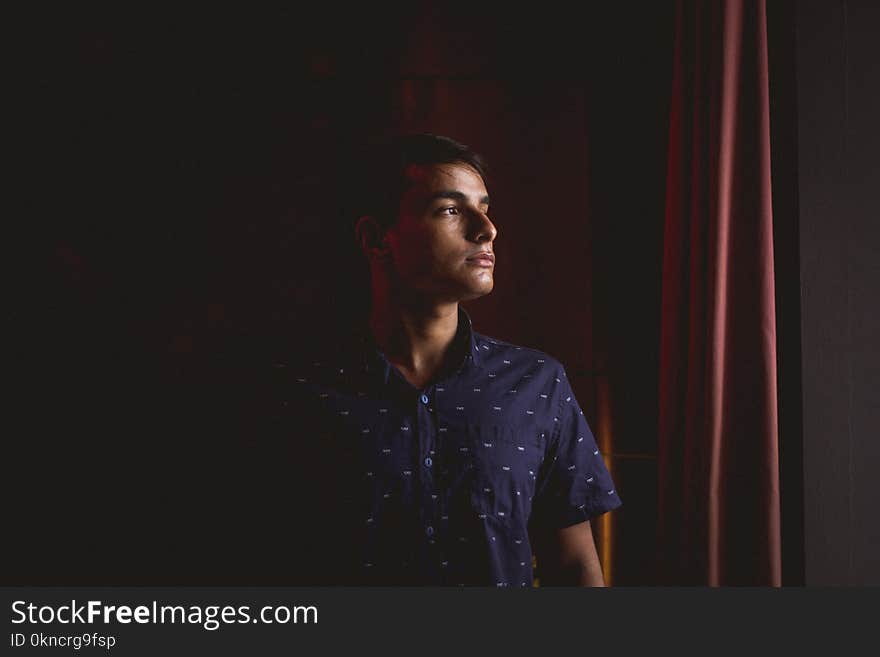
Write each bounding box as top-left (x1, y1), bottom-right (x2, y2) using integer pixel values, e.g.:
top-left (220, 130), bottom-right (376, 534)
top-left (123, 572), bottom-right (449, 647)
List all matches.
top-left (368, 285), bottom-right (462, 388)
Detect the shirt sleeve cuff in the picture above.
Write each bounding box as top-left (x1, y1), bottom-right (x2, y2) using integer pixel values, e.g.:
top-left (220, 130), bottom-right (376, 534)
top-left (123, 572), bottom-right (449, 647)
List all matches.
top-left (554, 493), bottom-right (623, 529)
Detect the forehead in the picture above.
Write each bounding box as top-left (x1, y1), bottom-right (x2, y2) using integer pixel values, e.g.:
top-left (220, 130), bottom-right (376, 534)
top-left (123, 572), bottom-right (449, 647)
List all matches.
top-left (402, 162), bottom-right (488, 197)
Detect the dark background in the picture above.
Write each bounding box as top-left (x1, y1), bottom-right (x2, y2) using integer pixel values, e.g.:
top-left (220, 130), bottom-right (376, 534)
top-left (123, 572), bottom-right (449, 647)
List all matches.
top-left (16, 3), bottom-right (674, 584)
top-left (9, 2), bottom-right (878, 585)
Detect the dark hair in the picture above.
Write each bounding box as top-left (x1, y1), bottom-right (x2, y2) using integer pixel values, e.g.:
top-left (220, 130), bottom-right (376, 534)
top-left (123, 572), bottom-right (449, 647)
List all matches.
top-left (349, 133), bottom-right (489, 232)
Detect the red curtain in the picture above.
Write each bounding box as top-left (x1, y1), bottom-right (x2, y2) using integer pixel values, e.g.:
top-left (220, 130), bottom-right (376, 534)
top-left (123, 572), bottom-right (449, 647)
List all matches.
top-left (657, 0), bottom-right (781, 586)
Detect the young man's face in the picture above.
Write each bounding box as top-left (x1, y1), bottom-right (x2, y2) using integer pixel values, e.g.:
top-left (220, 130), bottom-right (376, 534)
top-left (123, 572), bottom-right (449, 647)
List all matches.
top-left (383, 162), bottom-right (498, 303)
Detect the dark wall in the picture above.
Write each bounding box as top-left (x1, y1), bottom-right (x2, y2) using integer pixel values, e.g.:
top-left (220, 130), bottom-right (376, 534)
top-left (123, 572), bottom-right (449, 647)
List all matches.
top-left (795, 0), bottom-right (880, 585)
top-left (15, 5), bottom-right (670, 584)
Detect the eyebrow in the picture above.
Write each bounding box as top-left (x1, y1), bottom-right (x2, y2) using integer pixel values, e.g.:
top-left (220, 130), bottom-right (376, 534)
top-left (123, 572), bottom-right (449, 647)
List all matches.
top-left (428, 190), bottom-right (491, 207)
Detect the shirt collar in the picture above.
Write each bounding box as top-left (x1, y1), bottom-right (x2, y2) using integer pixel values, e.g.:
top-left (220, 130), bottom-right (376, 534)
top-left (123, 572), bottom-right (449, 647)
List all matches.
top-left (357, 305), bottom-right (482, 386)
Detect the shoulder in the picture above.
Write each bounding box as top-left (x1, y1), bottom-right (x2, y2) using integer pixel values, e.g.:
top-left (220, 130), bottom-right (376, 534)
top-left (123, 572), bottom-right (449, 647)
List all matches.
top-left (472, 331), bottom-right (568, 374)
top-left (210, 325), bottom-right (361, 389)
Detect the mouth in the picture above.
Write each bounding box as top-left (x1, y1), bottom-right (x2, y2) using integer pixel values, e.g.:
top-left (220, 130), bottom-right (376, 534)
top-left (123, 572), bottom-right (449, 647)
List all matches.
top-left (466, 252), bottom-right (495, 267)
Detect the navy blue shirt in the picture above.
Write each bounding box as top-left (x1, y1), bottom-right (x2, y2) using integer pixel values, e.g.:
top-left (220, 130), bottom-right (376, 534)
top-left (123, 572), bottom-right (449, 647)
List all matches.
top-left (254, 307), bottom-right (621, 586)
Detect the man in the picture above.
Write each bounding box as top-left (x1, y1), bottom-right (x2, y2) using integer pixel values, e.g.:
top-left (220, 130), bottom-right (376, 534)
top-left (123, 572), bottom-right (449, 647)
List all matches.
top-left (249, 134), bottom-right (621, 586)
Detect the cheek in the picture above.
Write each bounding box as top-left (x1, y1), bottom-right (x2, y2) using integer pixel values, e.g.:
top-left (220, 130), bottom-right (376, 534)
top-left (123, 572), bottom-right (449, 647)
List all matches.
top-left (391, 232), bottom-right (437, 276)
top-left (396, 229), bottom-right (453, 270)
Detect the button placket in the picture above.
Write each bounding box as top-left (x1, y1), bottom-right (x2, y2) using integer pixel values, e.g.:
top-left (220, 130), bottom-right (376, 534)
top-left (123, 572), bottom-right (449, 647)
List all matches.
top-left (416, 386), bottom-right (440, 540)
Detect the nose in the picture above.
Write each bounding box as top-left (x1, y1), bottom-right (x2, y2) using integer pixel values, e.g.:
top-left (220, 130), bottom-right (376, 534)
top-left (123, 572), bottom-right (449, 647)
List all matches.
top-left (468, 209), bottom-right (498, 244)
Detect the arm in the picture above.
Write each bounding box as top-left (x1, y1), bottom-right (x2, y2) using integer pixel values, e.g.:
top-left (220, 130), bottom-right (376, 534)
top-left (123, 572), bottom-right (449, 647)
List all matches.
top-left (530, 364), bottom-right (621, 586)
top-left (534, 520), bottom-right (606, 587)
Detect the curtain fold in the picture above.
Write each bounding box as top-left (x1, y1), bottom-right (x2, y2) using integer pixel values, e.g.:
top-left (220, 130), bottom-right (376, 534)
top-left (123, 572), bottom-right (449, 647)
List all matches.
top-left (657, 0), bottom-right (781, 586)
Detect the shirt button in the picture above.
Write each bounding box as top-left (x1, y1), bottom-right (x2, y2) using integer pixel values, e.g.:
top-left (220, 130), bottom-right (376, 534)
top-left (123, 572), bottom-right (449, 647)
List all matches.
top-left (426, 526), bottom-right (434, 537)
top-left (420, 394), bottom-right (429, 404)
top-left (424, 457), bottom-right (433, 467)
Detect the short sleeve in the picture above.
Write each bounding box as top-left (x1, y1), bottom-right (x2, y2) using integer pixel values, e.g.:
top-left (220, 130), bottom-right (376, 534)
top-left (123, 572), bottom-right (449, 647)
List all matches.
top-left (531, 367), bottom-right (622, 529)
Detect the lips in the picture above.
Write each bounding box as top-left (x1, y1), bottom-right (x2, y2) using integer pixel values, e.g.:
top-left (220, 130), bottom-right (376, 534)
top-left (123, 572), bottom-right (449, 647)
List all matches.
top-left (466, 251), bottom-right (495, 264)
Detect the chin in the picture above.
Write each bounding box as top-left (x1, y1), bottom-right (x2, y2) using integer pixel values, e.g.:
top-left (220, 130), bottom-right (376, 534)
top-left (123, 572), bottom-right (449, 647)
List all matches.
top-left (460, 282), bottom-right (494, 301)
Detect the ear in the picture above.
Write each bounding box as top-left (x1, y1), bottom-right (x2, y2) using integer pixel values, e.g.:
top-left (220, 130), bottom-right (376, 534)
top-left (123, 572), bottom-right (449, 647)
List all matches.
top-left (354, 215), bottom-right (391, 261)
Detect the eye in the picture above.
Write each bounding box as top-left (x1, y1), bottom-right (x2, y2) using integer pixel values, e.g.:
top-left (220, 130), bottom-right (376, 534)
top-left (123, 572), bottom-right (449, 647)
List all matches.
top-left (440, 206), bottom-right (460, 215)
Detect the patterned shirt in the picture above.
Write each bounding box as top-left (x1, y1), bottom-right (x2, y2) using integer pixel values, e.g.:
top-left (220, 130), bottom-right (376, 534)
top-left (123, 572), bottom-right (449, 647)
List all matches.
top-left (254, 306), bottom-right (621, 586)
